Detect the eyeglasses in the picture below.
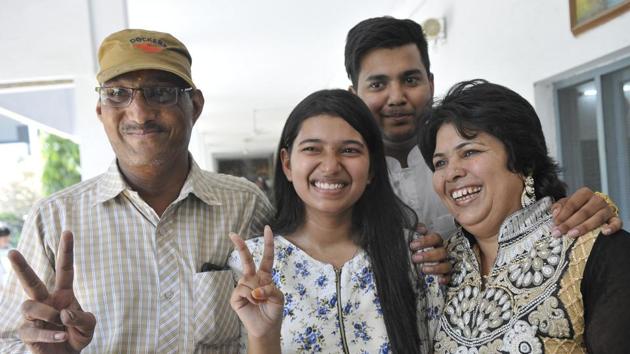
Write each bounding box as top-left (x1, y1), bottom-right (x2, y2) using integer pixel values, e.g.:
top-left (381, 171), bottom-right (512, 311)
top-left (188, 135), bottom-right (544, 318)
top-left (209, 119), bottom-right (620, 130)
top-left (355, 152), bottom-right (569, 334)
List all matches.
top-left (95, 86), bottom-right (193, 108)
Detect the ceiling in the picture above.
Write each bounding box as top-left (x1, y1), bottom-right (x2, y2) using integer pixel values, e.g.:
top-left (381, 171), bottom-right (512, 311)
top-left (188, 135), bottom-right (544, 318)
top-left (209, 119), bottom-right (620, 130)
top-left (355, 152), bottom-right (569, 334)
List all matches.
top-left (126, 0), bottom-right (431, 152)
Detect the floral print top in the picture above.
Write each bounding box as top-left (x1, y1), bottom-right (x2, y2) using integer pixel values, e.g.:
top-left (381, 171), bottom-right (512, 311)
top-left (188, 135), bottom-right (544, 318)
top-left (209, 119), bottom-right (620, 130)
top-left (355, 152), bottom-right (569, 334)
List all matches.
top-left (228, 235), bottom-right (443, 354)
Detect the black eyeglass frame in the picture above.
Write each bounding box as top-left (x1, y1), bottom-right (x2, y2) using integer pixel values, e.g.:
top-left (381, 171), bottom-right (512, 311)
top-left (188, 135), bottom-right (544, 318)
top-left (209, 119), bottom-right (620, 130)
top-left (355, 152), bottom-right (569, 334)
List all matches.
top-left (95, 86), bottom-right (194, 107)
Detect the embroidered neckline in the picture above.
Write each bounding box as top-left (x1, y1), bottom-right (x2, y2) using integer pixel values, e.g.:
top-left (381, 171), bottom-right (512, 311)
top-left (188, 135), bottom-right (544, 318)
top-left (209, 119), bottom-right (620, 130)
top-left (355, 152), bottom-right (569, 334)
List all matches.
top-left (495, 197), bottom-right (554, 266)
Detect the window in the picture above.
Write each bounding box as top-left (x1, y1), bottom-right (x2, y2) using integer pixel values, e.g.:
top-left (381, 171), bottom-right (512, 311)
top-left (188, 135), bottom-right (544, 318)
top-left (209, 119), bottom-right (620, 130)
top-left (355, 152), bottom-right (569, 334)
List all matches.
top-left (556, 58), bottom-right (630, 225)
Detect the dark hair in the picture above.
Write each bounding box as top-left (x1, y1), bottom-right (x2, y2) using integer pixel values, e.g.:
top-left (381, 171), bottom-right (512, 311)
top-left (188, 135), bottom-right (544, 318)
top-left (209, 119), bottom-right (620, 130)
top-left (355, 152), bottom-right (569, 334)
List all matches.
top-left (272, 89), bottom-right (422, 353)
top-left (345, 16), bottom-right (431, 87)
top-left (0, 223), bottom-right (10, 237)
top-left (419, 79), bottom-right (566, 201)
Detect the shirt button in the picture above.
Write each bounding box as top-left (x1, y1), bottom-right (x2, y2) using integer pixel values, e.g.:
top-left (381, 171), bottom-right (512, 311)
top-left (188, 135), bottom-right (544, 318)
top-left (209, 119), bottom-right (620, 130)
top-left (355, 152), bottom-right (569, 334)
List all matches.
top-left (163, 291), bottom-right (174, 300)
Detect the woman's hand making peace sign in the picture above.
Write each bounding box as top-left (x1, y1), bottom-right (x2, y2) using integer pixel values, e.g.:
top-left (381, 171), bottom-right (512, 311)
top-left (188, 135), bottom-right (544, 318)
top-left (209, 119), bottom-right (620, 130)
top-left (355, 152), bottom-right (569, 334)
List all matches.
top-left (230, 225), bottom-right (284, 353)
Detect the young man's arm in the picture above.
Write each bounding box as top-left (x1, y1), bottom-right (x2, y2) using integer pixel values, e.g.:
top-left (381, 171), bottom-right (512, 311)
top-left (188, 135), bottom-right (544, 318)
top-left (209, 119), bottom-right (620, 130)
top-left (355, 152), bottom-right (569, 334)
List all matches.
top-left (409, 224), bottom-right (451, 284)
top-left (551, 187), bottom-right (621, 237)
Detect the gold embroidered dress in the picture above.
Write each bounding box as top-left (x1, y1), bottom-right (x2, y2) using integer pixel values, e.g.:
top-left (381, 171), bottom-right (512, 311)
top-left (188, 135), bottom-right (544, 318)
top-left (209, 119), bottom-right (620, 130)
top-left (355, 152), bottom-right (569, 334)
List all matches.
top-left (434, 197), bottom-right (598, 353)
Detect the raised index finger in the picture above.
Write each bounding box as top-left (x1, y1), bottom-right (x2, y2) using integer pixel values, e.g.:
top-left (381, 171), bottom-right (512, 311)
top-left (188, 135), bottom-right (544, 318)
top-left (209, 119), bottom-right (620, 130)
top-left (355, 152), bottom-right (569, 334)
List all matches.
top-left (229, 232), bottom-right (256, 276)
top-left (8, 250), bottom-right (49, 301)
top-left (55, 231), bottom-right (75, 291)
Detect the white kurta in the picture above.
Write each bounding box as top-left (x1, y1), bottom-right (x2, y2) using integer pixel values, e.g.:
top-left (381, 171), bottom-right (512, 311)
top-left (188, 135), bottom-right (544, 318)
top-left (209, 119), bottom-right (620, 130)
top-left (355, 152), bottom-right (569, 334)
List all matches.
top-left (386, 145), bottom-right (456, 238)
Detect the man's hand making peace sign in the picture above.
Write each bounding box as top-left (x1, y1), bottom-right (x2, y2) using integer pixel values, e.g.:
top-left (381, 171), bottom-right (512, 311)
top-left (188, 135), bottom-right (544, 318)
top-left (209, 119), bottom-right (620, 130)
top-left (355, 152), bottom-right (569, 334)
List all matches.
top-left (8, 231), bottom-right (96, 354)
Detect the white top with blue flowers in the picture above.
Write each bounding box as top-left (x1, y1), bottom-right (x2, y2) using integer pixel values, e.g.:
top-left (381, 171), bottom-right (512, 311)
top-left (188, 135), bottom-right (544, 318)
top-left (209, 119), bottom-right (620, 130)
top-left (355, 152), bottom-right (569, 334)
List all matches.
top-left (228, 235), bottom-right (443, 354)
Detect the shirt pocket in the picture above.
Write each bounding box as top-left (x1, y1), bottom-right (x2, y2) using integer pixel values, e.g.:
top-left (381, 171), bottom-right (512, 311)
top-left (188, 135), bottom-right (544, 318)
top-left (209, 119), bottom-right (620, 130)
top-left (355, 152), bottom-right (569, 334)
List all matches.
top-left (193, 270), bottom-right (239, 346)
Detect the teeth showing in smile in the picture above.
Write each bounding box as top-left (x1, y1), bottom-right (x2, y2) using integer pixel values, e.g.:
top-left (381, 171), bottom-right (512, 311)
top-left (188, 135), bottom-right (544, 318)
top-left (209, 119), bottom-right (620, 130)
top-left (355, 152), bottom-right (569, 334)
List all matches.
top-left (314, 181), bottom-right (345, 190)
top-left (451, 186), bottom-right (481, 201)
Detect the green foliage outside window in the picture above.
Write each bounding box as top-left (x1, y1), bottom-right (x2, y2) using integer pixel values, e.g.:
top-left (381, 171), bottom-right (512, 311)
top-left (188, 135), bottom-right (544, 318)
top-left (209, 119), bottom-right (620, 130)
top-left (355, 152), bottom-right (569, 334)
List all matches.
top-left (0, 133), bottom-right (80, 246)
top-left (41, 133), bottom-right (81, 196)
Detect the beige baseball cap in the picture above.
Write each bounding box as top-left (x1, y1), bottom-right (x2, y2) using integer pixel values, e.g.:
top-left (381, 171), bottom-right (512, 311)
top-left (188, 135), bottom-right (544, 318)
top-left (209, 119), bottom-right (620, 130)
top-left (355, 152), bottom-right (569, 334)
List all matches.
top-left (96, 28), bottom-right (196, 88)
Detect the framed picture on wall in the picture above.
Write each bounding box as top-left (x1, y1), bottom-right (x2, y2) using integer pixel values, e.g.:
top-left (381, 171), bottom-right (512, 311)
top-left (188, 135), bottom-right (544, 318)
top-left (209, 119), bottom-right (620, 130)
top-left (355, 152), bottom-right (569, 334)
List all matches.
top-left (570, 0), bottom-right (630, 35)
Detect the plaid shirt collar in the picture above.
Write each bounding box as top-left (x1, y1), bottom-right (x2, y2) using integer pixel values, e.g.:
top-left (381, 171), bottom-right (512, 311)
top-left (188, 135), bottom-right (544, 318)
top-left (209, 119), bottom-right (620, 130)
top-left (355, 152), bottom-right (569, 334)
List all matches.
top-left (95, 157), bottom-right (222, 207)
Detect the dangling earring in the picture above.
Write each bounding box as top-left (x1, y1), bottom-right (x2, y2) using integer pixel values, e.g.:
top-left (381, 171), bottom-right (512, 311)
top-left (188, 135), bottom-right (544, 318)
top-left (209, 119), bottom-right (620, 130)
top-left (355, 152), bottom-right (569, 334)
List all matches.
top-left (521, 173), bottom-right (536, 208)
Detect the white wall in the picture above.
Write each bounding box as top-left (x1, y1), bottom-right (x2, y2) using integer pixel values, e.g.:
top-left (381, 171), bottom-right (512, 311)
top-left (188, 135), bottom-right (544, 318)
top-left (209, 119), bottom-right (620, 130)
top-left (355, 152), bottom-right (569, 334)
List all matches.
top-left (415, 1), bottom-right (630, 99)
top-left (0, 1), bottom-right (93, 82)
top-left (407, 0), bottom-right (630, 157)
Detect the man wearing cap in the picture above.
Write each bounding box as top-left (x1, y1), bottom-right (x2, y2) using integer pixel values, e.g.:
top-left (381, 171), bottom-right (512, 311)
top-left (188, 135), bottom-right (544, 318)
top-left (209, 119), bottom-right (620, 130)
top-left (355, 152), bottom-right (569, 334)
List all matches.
top-left (0, 29), bottom-right (273, 353)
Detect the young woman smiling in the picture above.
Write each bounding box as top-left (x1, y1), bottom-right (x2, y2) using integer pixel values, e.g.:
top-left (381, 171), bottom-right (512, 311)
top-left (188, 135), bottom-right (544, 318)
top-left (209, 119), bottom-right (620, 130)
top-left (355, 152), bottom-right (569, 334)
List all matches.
top-left (228, 89), bottom-right (439, 353)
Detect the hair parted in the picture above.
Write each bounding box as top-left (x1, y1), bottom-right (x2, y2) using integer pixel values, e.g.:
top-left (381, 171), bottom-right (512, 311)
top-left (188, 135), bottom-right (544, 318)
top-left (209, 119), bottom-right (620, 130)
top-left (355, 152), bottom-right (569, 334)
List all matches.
top-left (345, 16), bottom-right (432, 87)
top-left (419, 79), bottom-right (567, 201)
top-left (272, 89), bottom-right (424, 353)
